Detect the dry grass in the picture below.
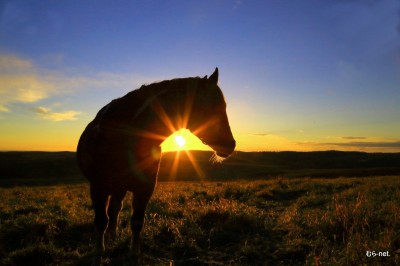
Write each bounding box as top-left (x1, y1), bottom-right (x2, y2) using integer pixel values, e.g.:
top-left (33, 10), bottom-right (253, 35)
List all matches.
top-left (1, 176), bottom-right (399, 265)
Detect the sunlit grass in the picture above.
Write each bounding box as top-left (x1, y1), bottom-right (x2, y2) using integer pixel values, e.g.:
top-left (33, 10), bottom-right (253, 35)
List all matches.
top-left (1, 177), bottom-right (399, 265)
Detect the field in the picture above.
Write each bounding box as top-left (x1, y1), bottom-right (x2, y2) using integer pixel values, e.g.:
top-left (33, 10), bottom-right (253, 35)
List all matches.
top-left (1, 176), bottom-right (399, 265)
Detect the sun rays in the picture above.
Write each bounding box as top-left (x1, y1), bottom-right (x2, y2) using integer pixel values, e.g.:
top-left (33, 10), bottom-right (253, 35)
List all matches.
top-left (126, 93), bottom-right (216, 182)
top-left (111, 76), bottom-right (231, 182)
top-left (154, 90), bottom-right (217, 181)
top-left (161, 129), bottom-right (209, 182)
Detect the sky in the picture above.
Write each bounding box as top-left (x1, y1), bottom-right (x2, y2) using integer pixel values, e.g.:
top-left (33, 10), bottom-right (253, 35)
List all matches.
top-left (0, 0), bottom-right (399, 152)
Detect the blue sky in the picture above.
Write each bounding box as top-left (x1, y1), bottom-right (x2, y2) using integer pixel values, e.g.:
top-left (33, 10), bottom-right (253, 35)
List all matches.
top-left (0, 0), bottom-right (399, 152)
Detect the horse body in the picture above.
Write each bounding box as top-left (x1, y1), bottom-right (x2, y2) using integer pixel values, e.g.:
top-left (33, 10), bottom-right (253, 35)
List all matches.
top-left (77, 68), bottom-right (235, 264)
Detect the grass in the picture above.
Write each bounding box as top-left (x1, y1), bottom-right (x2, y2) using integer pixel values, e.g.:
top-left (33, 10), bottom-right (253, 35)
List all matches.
top-left (0, 176), bottom-right (399, 265)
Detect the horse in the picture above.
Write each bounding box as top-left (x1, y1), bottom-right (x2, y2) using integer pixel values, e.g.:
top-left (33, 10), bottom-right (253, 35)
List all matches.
top-left (76, 68), bottom-right (235, 265)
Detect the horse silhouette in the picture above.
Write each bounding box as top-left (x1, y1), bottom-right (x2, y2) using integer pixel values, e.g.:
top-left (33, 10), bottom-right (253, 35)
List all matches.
top-left (77, 68), bottom-right (235, 265)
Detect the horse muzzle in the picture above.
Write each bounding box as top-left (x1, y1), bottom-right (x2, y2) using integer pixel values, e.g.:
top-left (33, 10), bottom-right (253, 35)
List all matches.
top-left (214, 139), bottom-right (236, 158)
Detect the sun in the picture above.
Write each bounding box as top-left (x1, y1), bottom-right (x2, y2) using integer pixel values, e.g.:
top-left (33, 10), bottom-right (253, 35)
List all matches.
top-left (161, 129), bottom-right (210, 152)
top-left (175, 135), bottom-right (186, 147)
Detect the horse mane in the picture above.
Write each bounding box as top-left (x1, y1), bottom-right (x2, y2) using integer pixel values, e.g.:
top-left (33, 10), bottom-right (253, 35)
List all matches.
top-left (94, 76), bottom-right (204, 124)
top-left (131, 76), bottom-right (203, 96)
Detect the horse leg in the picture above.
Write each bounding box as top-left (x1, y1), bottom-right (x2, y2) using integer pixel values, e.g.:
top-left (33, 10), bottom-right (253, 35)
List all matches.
top-left (130, 184), bottom-right (154, 260)
top-left (106, 190), bottom-right (127, 240)
top-left (90, 183), bottom-right (110, 266)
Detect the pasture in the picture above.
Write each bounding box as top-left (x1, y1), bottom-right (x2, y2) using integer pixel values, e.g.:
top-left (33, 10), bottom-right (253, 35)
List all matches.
top-left (1, 176), bottom-right (399, 265)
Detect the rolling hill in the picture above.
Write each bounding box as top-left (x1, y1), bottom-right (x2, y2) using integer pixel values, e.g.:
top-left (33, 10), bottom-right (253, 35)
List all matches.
top-left (1, 150), bottom-right (399, 185)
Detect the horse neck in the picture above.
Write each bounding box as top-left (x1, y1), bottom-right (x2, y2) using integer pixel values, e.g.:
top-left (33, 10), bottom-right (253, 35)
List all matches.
top-left (119, 78), bottom-right (198, 143)
top-left (150, 83), bottom-right (194, 136)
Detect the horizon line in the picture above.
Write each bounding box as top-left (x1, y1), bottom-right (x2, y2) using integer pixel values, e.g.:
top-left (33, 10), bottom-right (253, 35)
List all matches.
top-left (0, 149), bottom-right (399, 154)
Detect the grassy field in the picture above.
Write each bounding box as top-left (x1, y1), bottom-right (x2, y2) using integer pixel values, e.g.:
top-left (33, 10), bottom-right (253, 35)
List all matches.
top-left (1, 176), bottom-right (399, 265)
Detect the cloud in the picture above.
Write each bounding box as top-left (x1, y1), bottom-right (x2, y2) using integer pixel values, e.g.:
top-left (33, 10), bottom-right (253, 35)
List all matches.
top-left (341, 136), bottom-right (367, 140)
top-left (33, 106), bottom-right (50, 114)
top-left (325, 141), bottom-right (400, 148)
top-left (0, 54), bottom-right (156, 114)
top-left (249, 133), bottom-right (269, 137)
top-left (43, 110), bottom-right (81, 122)
top-left (0, 55), bottom-right (55, 112)
top-left (0, 105), bottom-right (8, 112)
top-left (0, 75), bottom-right (55, 112)
top-left (0, 55), bottom-right (32, 73)
top-left (32, 106), bottom-right (80, 121)
top-left (295, 138), bottom-right (400, 152)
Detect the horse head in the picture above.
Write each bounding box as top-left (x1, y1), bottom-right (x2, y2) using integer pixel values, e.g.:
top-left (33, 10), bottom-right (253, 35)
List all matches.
top-left (190, 68), bottom-right (236, 158)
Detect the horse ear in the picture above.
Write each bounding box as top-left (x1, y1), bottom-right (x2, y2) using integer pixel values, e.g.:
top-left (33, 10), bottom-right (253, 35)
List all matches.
top-left (209, 67), bottom-right (219, 84)
top-left (203, 75), bottom-right (208, 79)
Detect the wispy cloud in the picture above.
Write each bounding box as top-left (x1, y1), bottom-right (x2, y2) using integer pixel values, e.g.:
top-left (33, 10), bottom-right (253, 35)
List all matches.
top-left (32, 106), bottom-right (80, 122)
top-left (341, 136), bottom-right (367, 140)
top-left (249, 133), bottom-right (269, 137)
top-left (0, 55), bottom-right (55, 112)
top-left (325, 141), bottom-right (400, 148)
top-left (295, 137), bottom-right (400, 152)
top-left (0, 55), bottom-right (32, 73)
top-left (34, 106), bottom-right (50, 114)
top-left (0, 54), bottom-right (157, 114)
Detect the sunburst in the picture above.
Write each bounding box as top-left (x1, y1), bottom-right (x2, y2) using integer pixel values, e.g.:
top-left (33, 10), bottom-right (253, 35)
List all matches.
top-left (174, 135), bottom-right (186, 148)
top-left (131, 91), bottom-right (218, 181)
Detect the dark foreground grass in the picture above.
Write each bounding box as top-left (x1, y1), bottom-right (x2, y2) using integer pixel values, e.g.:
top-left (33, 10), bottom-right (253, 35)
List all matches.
top-left (0, 176), bottom-right (399, 265)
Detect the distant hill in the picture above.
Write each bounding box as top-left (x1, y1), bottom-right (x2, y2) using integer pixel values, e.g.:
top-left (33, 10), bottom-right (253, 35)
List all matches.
top-left (0, 151), bottom-right (79, 180)
top-left (1, 151), bottom-right (399, 184)
top-left (159, 150), bottom-right (400, 180)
